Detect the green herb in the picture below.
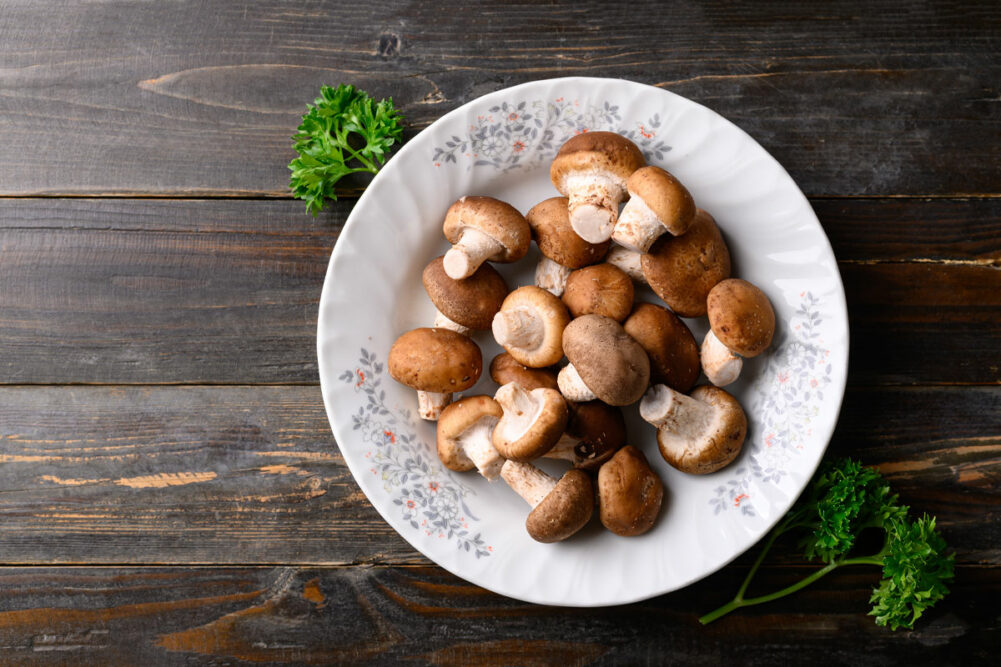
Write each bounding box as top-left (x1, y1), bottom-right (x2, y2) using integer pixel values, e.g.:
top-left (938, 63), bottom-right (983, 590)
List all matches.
top-left (288, 84), bottom-right (404, 215)
top-left (699, 458), bottom-right (953, 629)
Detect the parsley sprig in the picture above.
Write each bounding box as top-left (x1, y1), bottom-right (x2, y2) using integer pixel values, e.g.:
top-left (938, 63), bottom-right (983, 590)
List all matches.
top-left (288, 84), bottom-right (404, 215)
top-left (700, 458), bottom-right (954, 629)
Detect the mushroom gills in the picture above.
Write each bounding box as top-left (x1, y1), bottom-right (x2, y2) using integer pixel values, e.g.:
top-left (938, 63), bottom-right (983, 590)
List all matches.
top-left (701, 329), bottom-right (743, 386)
top-left (535, 256), bottom-right (572, 296)
top-left (417, 390), bottom-right (452, 420)
top-left (543, 433), bottom-right (581, 463)
top-left (605, 245), bottom-right (647, 284)
top-left (563, 170), bottom-right (625, 243)
top-left (611, 194), bottom-right (665, 253)
top-left (500, 460), bottom-right (557, 508)
top-left (494, 383), bottom-right (545, 445)
top-left (492, 307), bottom-right (545, 350)
top-left (443, 227), bottom-right (503, 279)
top-left (432, 309), bottom-right (472, 336)
top-left (557, 363), bottom-right (597, 402)
top-left (457, 416), bottom-right (504, 480)
top-left (639, 384), bottom-right (717, 454)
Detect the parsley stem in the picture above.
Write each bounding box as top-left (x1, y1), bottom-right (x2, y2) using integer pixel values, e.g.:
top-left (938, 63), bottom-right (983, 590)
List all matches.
top-left (699, 561), bottom-right (840, 625)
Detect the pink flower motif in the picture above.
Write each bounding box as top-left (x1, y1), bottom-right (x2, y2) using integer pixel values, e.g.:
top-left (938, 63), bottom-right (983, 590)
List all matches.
top-left (355, 369), bottom-right (365, 387)
top-left (810, 379), bottom-right (818, 388)
top-left (428, 481), bottom-right (439, 492)
top-left (777, 372), bottom-right (789, 384)
top-left (406, 499), bottom-right (415, 509)
top-left (765, 433), bottom-right (775, 448)
top-left (638, 124), bottom-right (654, 139)
top-left (512, 141), bottom-right (525, 153)
top-left (574, 127), bottom-right (589, 135)
top-left (735, 493), bottom-right (749, 507)
top-left (508, 112), bottom-right (518, 121)
top-left (555, 97), bottom-right (564, 102)
top-left (384, 429), bottom-right (395, 443)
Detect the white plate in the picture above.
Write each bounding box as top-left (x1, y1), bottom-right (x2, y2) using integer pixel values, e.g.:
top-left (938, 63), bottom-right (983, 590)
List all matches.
top-left (317, 77), bottom-right (848, 606)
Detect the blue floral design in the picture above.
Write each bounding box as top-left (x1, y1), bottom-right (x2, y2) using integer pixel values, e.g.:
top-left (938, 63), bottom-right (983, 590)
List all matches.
top-left (340, 349), bottom-right (491, 557)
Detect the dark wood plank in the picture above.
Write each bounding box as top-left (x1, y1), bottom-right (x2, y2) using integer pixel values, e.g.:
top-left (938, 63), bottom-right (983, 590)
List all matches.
top-left (0, 565), bottom-right (995, 664)
top-left (1, 198), bottom-right (998, 385)
top-left (0, 385), bottom-right (995, 566)
top-left (0, 1), bottom-right (998, 197)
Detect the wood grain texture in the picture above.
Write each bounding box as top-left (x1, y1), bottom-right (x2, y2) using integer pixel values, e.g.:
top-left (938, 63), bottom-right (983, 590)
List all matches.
top-left (0, 1), bottom-right (998, 197)
top-left (1, 198), bottom-right (998, 384)
top-left (0, 565), bottom-right (996, 664)
top-left (0, 385), bottom-right (995, 566)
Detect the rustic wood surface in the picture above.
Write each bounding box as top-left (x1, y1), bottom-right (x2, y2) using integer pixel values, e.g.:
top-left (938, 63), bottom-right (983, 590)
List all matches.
top-left (0, 0), bottom-right (998, 664)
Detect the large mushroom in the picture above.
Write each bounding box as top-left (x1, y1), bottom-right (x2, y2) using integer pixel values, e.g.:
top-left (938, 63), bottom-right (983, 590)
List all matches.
top-left (640, 384), bottom-right (747, 474)
top-left (436, 396), bottom-right (505, 480)
top-left (442, 196), bottom-right (531, 279)
top-left (605, 245), bottom-right (647, 285)
top-left (492, 286), bottom-right (571, 368)
top-left (422, 256), bottom-right (508, 335)
top-left (388, 328), bottom-right (482, 420)
top-left (562, 263), bottom-right (634, 323)
top-left (550, 132), bottom-right (646, 243)
top-left (611, 166), bottom-right (697, 253)
top-left (543, 400), bottom-right (626, 471)
top-left (701, 279), bottom-right (776, 387)
top-left (641, 208), bottom-right (731, 318)
top-left (624, 303), bottom-right (700, 393)
top-left (500, 460), bottom-right (594, 543)
top-left (557, 314), bottom-right (650, 406)
top-left (492, 383), bottom-right (568, 461)
top-left (489, 352), bottom-right (559, 391)
top-left (597, 445), bottom-right (664, 537)
top-left (526, 196), bottom-right (609, 296)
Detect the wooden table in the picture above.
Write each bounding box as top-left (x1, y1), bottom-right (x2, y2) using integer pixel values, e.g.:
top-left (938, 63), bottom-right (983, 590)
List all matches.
top-left (1, 1), bottom-right (998, 663)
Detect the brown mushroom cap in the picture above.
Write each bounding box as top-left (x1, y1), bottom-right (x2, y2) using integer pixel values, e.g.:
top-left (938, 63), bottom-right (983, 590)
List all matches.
top-left (707, 279), bottom-right (776, 358)
top-left (641, 209), bottom-right (731, 318)
top-left (598, 445), bottom-right (664, 537)
top-left (626, 166), bottom-right (697, 236)
top-left (526, 469), bottom-right (594, 543)
top-left (562, 264), bottom-right (635, 322)
top-left (489, 353), bottom-right (559, 391)
top-left (436, 396), bottom-right (503, 472)
top-left (550, 132), bottom-right (646, 192)
top-left (656, 385), bottom-right (747, 475)
top-left (564, 401), bottom-right (627, 471)
top-left (423, 256), bottom-right (509, 330)
top-left (492, 384), bottom-right (568, 461)
top-left (562, 315), bottom-right (650, 406)
top-left (526, 197), bottom-right (609, 268)
top-left (442, 196), bottom-right (531, 263)
top-left (388, 328), bottom-right (482, 393)
top-left (623, 303), bottom-right (700, 392)
top-left (492, 286), bottom-right (571, 368)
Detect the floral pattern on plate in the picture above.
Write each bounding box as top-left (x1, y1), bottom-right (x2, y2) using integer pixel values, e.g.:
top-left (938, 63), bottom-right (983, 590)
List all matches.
top-left (340, 349), bottom-right (492, 558)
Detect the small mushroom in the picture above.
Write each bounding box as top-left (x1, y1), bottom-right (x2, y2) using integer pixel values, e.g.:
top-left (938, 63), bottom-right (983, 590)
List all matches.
top-left (492, 383), bottom-right (568, 461)
top-left (605, 245), bottom-right (647, 285)
top-left (422, 255), bottom-right (509, 335)
top-left (557, 314), bottom-right (650, 406)
top-left (562, 263), bottom-right (634, 323)
top-left (624, 303), bottom-right (700, 393)
top-left (611, 166), bottom-right (697, 253)
top-left (388, 328), bottom-right (482, 420)
top-left (500, 460), bottom-right (594, 543)
top-left (543, 400), bottom-right (626, 471)
top-left (701, 279), bottom-right (776, 386)
top-left (491, 286), bottom-right (571, 368)
top-left (597, 445), bottom-right (664, 536)
top-left (436, 396), bottom-right (505, 480)
top-left (526, 196), bottom-right (609, 296)
top-left (489, 353), bottom-right (559, 391)
top-left (442, 196), bottom-right (531, 279)
top-left (641, 209), bottom-right (731, 317)
top-left (639, 384), bottom-right (747, 474)
top-left (550, 132), bottom-right (646, 243)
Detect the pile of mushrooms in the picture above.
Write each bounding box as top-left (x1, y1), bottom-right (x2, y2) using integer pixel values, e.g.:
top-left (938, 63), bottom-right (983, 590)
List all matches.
top-left (388, 130), bottom-right (775, 544)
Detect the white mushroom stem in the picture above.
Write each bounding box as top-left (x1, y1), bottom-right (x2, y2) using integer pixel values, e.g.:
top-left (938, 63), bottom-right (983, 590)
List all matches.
top-left (557, 363), bottom-right (597, 403)
top-left (563, 170), bottom-right (625, 243)
top-left (611, 195), bottom-right (665, 253)
top-left (432, 309), bottom-right (472, 336)
top-left (457, 416), bottom-right (505, 480)
top-left (492, 307), bottom-right (544, 350)
top-left (443, 227), bottom-right (503, 279)
top-left (700, 330), bottom-right (743, 387)
top-left (535, 256), bottom-right (572, 296)
top-left (501, 460), bottom-right (557, 508)
top-left (416, 390), bottom-right (452, 421)
top-left (605, 244), bottom-right (647, 284)
top-left (640, 384), bottom-right (716, 435)
top-left (494, 383), bottom-right (543, 444)
top-left (543, 433), bottom-right (580, 463)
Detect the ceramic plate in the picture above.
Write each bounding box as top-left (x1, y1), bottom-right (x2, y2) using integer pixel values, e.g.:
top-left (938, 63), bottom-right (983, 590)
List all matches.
top-left (317, 77), bottom-right (848, 606)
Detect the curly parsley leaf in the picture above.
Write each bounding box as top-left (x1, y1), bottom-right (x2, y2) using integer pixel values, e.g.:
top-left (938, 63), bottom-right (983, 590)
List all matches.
top-left (288, 84), bottom-right (404, 215)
